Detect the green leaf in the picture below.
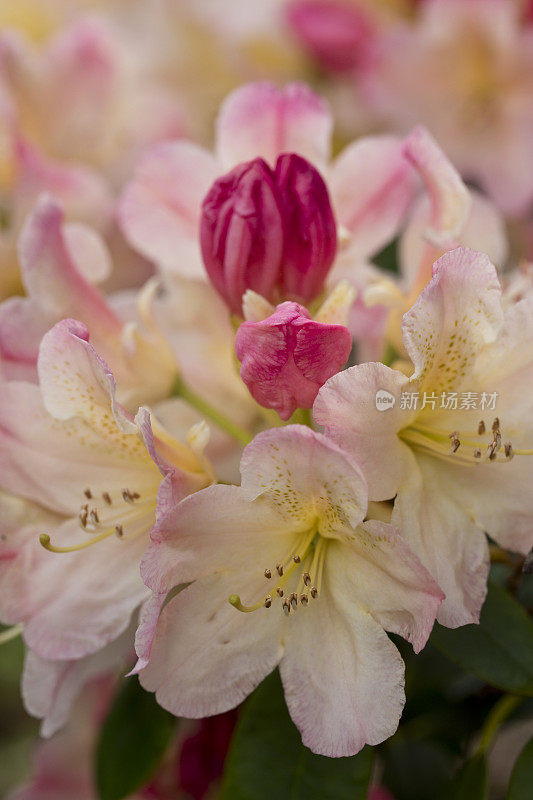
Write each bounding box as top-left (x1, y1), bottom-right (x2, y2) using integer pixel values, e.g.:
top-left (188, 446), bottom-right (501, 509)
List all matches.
top-left (373, 239), bottom-right (399, 275)
top-left (221, 670), bottom-right (374, 800)
top-left (382, 738), bottom-right (455, 800)
top-left (507, 735), bottom-right (533, 799)
top-left (431, 581), bottom-right (533, 695)
top-left (445, 754), bottom-right (487, 800)
top-left (96, 678), bottom-right (176, 800)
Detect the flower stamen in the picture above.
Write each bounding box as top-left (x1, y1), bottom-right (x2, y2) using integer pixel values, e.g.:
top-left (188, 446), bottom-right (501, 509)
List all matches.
top-left (228, 530), bottom-right (325, 615)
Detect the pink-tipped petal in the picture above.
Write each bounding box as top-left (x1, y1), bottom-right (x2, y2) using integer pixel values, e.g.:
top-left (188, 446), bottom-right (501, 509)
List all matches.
top-left (314, 362), bottom-right (414, 500)
top-left (216, 82), bottom-right (332, 170)
top-left (119, 140), bottom-right (219, 278)
top-left (403, 126), bottom-right (471, 249)
top-left (330, 136), bottom-right (417, 259)
top-left (280, 577), bottom-right (405, 757)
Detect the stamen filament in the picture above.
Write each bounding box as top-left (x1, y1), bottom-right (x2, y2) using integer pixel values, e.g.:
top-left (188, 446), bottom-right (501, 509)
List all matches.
top-left (228, 529), bottom-right (317, 614)
top-left (39, 526), bottom-right (119, 553)
top-left (228, 594), bottom-right (263, 613)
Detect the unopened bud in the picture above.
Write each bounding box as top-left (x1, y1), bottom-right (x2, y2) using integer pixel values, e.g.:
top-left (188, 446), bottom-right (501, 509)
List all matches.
top-left (200, 158), bottom-right (285, 315)
top-left (200, 154), bottom-right (337, 315)
top-left (275, 152), bottom-right (337, 303)
top-left (235, 301), bottom-right (351, 420)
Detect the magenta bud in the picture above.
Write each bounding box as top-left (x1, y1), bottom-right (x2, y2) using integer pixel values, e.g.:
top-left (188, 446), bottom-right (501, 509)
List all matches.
top-left (275, 152), bottom-right (337, 303)
top-left (200, 158), bottom-right (285, 315)
top-left (200, 153), bottom-right (337, 315)
top-left (235, 301), bottom-right (352, 420)
top-left (286, 1), bottom-right (375, 74)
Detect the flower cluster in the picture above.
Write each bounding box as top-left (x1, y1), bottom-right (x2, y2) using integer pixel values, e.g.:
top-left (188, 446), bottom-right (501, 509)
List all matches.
top-left (1, 4), bottom-right (533, 799)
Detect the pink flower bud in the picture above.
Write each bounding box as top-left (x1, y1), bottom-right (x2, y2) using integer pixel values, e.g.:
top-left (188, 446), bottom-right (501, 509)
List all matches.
top-left (200, 158), bottom-right (285, 315)
top-left (286, 1), bottom-right (375, 74)
top-left (235, 301), bottom-right (352, 420)
top-left (275, 152), bottom-right (337, 302)
top-left (200, 154), bottom-right (337, 315)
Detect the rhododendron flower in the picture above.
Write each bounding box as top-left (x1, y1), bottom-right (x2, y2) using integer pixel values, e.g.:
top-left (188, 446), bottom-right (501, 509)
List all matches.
top-left (346, 126), bottom-right (508, 360)
top-left (0, 195), bottom-right (178, 405)
top-left (118, 81), bottom-right (420, 284)
top-left (0, 318), bottom-right (213, 666)
top-left (315, 247), bottom-right (533, 627)
top-left (0, 17), bottom-right (186, 182)
top-left (286, 0), bottom-right (376, 74)
top-left (135, 426), bottom-right (442, 757)
top-left (0, 14), bottom-right (187, 297)
top-left (200, 152), bottom-right (337, 314)
top-left (360, 0), bottom-right (533, 215)
top-left (235, 300), bottom-right (351, 419)
top-left (0, 134), bottom-right (111, 299)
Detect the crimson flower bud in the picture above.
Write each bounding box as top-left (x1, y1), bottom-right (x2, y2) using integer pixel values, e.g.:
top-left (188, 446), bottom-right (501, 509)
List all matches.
top-left (275, 152), bottom-right (337, 303)
top-left (200, 153), bottom-right (337, 315)
top-left (200, 159), bottom-right (285, 315)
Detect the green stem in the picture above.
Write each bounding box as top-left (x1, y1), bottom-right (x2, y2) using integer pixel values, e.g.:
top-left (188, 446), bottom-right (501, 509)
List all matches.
top-left (171, 377), bottom-right (253, 446)
top-left (0, 624), bottom-right (23, 646)
top-left (476, 694), bottom-right (522, 755)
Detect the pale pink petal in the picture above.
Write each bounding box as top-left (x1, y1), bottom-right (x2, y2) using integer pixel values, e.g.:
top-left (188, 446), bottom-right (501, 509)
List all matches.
top-left (62, 221), bottom-right (112, 284)
top-left (0, 198), bottom-right (120, 380)
top-left (141, 484), bottom-right (295, 595)
top-left (329, 135), bottom-right (417, 259)
top-left (22, 631), bottom-right (132, 737)
top-left (402, 126), bottom-right (471, 249)
top-left (139, 572), bottom-right (282, 718)
top-left (314, 363), bottom-right (414, 500)
top-left (0, 492), bottom-right (61, 625)
top-left (134, 406), bottom-right (210, 516)
top-left (442, 457), bottom-right (533, 557)
top-left (474, 297), bottom-right (533, 427)
top-left (20, 515), bottom-right (149, 660)
top-left (328, 522), bottom-right (443, 653)
top-left (0, 296), bottom-right (52, 381)
top-left (14, 138), bottom-right (112, 232)
top-left (0, 382), bottom-right (150, 514)
top-left (392, 455), bottom-right (490, 628)
top-left (18, 196), bottom-right (121, 337)
top-left (131, 593), bottom-right (166, 674)
top-left (10, 676), bottom-right (111, 800)
top-left (44, 17), bottom-right (119, 155)
top-left (215, 82), bottom-right (332, 171)
top-left (399, 191), bottom-right (508, 288)
top-left (402, 248), bottom-right (504, 394)
top-left (37, 319), bottom-right (135, 436)
top-left (240, 425), bottom-right (368, 532)
top-left (280, 572), bottom-right (405, 756)
top-left (118, 140), bottom-right (219, 278)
